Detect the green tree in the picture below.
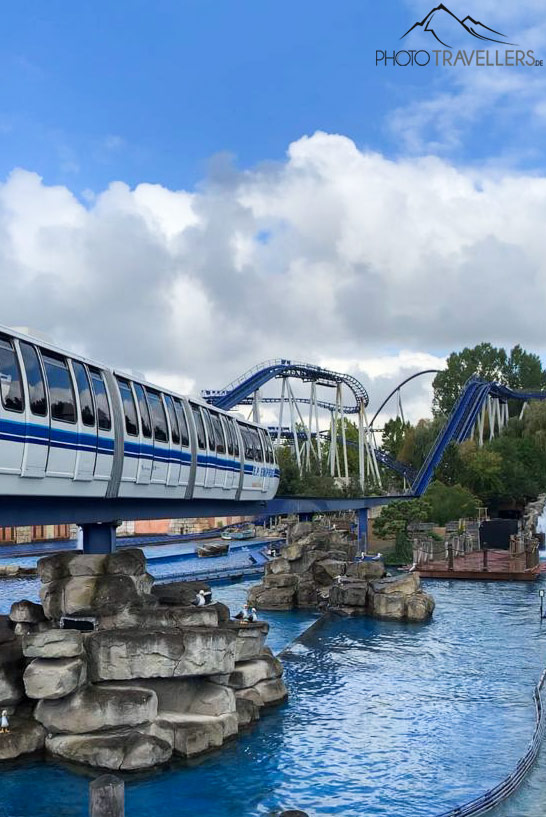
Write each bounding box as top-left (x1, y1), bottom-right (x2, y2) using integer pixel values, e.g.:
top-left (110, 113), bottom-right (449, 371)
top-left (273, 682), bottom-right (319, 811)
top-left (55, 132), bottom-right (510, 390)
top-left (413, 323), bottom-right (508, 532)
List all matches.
top-left (374, 499), bottom-right (431, 540)
top-left (424, 480), bottom-right (479, 525)
top-left (432, 343), bottom-right (546, 416)
top-left (374, 498), bottom-right (431, 565)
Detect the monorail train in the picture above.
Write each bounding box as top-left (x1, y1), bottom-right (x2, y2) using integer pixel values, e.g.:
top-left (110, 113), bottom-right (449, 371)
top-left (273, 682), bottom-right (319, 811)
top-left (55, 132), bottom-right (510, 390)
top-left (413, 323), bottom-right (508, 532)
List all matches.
top-left (0, 325), bottom-right (279, 501)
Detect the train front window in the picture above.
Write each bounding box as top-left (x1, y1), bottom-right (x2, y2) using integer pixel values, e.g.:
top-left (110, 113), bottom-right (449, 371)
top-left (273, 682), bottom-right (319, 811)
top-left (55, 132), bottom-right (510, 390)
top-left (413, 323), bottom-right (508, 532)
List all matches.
top-left (174, 399), bottom-right (190, 447)
top-left (72, 361), bottom-right (95, 427)
top-left (116, 378), bottom-right (138, 436)
top-left (19, 342), bottom-right (45, 416)
top-left (146, 390), bottom-right (168, 443)
top-left (164, 395), bottom-right (180, 444)
top-left (191, 405), bottom-right (206, 449)
top-left (42, 353), bottom-right (75, 424)
top-left (134, 384), bottom-right (152, 438)
top-left (0, 337), bottom-right (24, 413)
top-left (90, 370), bottom-right (112, 431)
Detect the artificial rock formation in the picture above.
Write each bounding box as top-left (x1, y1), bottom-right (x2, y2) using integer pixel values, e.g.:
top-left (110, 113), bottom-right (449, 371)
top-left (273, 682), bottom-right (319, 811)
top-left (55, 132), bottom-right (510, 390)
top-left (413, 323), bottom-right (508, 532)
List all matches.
top-left (248, 522), bottom-right (435, 622)
top-left (0, 549), bottom-right (287, 770)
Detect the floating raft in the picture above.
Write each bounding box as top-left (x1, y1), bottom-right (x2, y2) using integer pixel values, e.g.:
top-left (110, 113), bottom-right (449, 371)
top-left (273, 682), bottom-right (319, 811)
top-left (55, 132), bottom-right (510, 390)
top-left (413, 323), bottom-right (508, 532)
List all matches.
top-left (417, 549), bottom-right (541, 582)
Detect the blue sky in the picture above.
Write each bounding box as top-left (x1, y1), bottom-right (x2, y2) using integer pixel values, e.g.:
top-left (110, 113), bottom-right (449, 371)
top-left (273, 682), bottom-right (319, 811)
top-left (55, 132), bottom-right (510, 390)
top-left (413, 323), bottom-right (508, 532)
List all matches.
top-left (2, 0), bottom-right (543, 192)
top-left (1, 0), bottom-right (546, 419)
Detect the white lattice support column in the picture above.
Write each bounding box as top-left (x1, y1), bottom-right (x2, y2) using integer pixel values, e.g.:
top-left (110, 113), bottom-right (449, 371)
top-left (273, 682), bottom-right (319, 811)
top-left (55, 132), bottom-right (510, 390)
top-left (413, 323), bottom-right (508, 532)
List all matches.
top-left (338, 384), bottom-right (349, 481)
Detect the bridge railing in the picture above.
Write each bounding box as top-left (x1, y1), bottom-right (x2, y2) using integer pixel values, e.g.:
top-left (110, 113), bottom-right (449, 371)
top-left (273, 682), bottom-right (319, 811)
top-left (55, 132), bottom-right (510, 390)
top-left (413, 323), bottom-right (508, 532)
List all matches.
top-left (434, 668), bottom-right (546, 817)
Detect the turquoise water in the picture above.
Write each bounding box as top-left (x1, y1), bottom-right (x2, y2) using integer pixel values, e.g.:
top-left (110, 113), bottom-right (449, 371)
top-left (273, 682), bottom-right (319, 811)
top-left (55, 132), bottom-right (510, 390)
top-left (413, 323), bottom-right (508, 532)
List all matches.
top-left (1, 578), bottom-right (546, 816)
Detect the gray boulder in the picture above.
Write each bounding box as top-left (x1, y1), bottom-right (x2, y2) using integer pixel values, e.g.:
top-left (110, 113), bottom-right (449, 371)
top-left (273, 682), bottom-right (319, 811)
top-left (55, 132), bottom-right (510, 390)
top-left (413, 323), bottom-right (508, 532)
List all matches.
top-left (346, 559), bottom-right (385, 580)
top-left (9, 600), bottom-right (46, 624)
top-left (38, 553), bottom-right (107, 583)
top-left (368, 592), bottom-right (407, 620)
top-left (406, 591), bottom-right (435, 621)
top-left (222, 656), bottom-right (283, 690)
top-left (87, 627), bottom-right (237, 682)
top-left (329, 580), bottom-right (369, 609)
top-left (0, 717), bottom-right (46, 760)
top-left (371, 573), bottom-right (420, 597)
top-left (35, 684), bottom-right (158, 733)
top-left (312, 559), bottom-right (346, 586)
top-left (265, 557), bottom-right (291, 576)
top-left (46, 729), bottom-right (172, 770)
top-left (106, 549), bottom-right (146, 576)
top-left (288, 521), bottom-right (313, 542)
top-left (264, 573), bottom-right (298, 588)
top-left (151, 580), bottom-right (211, 606)
top-left (98, 603), bottom-right (218, 631)
top-left (119, 678), bottom-right (236, 718)
top-left (254, 678), bottom-right (288, 706)
top-left (41, 574), bottom-right (142, 618)
top-left (23, 656), bottom-right (87, 700)
top-left (23, 629), bottom-right (83, 659)
top-left (231, 623), bottom-right (268, 661)
top-left (0, 640), bottom-right (24, 707)
top-left (247, 583), bottom-right (296, 610)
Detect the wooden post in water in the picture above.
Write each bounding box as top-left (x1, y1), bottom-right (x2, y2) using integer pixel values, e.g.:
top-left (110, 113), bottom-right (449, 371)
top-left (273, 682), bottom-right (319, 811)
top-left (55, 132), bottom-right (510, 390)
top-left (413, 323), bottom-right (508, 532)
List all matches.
top-left (483, 548), bottom-right (489, 572)
top-left (90, 775), bottom-right (124, 817)
top-left (447, 541), bottom-right (454, 571)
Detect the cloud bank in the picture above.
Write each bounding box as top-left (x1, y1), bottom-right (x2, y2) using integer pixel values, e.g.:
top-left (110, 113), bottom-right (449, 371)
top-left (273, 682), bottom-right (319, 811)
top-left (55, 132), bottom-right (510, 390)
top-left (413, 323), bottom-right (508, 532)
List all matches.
top-left (0, 131), bottom-right (544, 419)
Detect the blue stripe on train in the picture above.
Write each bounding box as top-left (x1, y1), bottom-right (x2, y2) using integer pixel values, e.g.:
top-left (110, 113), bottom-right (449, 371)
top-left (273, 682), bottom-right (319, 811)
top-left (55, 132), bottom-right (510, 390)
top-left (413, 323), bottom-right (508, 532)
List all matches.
top-left (0, 418), bottom-right (280, 477)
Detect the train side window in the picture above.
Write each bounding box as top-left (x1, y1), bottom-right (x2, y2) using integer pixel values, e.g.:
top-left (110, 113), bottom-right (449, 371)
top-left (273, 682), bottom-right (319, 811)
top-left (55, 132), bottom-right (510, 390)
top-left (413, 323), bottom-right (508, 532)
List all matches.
top-left (174, 399), bottom-right (190, 447)
top-left (211, 414), bottom-right (226, 454)
top-left (19, 342), bottom-right (46, 416)
top-left (222, 416), bottom-right (234, 455)
top-left (134, 384), bottom-right (152, 439)
top-left (89, 370), bottom-right (112, 431)
top-left (0, 336), bottom-right (24, 413)
top-left (116, 378), bottom-right (138, 436)
top-left (252, 429), bottom-right (263, 461)
top-left (242, 427), bottom-right (254, 460)
top-left (266, 432), bottom-right (275, 464)
top-left (72, 361), bottom-right (95, 427)
top-left (202, 408), bottom-right (215, 451)
top-left (231, 419), bottom-right (240, 457)
top-left (191, 404), bottom-right (206, 449)
top-left (259, 429), bottom-right (271, 463)
top-left (42, 353), bottom-right (75, 423)
top-left (164, 395), bottom-right (180, 445)
top-left (146, 389), bottom-right (168, 443)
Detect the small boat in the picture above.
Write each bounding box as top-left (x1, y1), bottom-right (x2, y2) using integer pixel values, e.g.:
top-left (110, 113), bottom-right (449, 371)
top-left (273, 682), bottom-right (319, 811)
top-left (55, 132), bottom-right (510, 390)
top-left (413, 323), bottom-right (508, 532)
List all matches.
top-left (196, 542), bottom-right (230, 558)
top-left (221, 524), bottom-right (256, 541)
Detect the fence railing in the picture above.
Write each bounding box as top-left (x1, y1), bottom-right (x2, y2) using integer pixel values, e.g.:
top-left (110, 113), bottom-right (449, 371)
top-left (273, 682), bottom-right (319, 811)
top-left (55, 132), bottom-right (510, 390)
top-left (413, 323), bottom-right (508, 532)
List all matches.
top-left (435, 668), bottom-right (546, 817)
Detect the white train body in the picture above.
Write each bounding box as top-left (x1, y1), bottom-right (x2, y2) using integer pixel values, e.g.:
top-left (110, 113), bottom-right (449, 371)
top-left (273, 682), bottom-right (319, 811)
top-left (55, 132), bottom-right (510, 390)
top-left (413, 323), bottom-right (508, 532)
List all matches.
top-left (0, 325), bottom-right (279, 502)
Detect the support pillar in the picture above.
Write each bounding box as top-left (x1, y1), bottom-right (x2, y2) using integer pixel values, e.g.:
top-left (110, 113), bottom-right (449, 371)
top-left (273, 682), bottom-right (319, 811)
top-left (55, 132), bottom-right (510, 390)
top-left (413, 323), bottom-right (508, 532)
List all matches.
top-left (357, 508), bottom-right (368, 554)
top-left (298, 513), bottom-right (313, 523)
top-left (81, 522), bottom-right (119, 554)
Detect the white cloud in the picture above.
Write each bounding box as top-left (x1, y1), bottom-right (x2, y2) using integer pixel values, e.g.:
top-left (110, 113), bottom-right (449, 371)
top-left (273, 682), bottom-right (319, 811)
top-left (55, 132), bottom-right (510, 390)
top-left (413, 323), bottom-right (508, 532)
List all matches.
top-left (1, 133), bottom-right (546, 425)
top-left (391, 1), bottom-right (546, 156)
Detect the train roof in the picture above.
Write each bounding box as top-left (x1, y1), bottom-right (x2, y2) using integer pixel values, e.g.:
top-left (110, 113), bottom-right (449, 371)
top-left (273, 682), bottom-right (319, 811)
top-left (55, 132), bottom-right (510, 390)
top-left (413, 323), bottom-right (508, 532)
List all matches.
top-left (0, 323), bottom-right (263, 426)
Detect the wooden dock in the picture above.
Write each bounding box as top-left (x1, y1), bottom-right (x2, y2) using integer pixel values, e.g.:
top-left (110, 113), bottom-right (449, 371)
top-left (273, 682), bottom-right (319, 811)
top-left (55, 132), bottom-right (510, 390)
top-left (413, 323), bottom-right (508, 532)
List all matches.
top-left (417, 549), bottom-right (541, 582)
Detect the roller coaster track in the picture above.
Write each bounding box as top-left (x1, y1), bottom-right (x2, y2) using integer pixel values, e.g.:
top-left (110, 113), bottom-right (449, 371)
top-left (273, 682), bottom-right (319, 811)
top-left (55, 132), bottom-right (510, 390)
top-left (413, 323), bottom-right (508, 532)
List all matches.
top-left (202, 359), bottom-right (369, 412)
top-left (408, 377), bottom-right (546, 497)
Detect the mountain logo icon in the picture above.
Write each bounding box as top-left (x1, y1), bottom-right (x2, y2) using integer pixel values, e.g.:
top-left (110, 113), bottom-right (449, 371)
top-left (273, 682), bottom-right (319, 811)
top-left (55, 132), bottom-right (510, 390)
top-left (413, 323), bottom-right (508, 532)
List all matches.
top-left (401, 4), bottom-right (516, 48)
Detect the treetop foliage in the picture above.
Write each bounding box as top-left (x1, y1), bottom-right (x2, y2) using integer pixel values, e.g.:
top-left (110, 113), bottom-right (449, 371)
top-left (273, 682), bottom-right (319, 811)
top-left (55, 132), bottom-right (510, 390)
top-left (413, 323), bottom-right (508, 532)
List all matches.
top-left (432, 343), bottom-right (546, 416)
